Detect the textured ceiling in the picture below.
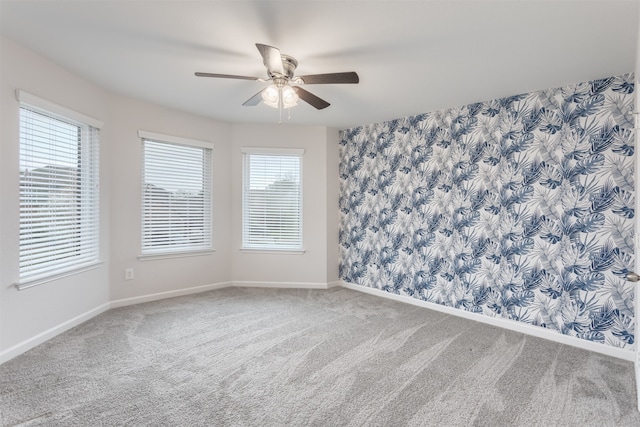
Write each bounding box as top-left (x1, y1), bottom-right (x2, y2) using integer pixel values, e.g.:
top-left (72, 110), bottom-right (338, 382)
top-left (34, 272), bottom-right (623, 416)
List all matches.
top-left (1, 0), bottom-right (638, 129)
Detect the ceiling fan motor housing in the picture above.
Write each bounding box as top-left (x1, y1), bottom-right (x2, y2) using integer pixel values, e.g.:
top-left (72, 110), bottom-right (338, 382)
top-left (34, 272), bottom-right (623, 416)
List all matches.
top-left (279, 54), bottom-right (298, 79)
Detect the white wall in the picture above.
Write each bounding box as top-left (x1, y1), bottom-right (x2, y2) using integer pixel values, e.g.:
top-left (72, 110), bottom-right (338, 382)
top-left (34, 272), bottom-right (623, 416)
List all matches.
top-left (0, 36), bottom-right (236, 357)
top-left (230, 124), bottom-right (339, 287)
top-left (108, 95), bottom-right (233, 303)
top-left (0, 36), bottom-right (111, 355)
top-left (325, 127), bottom-right (340, 284)
top-left (0, 37), bottom-right (341, 361)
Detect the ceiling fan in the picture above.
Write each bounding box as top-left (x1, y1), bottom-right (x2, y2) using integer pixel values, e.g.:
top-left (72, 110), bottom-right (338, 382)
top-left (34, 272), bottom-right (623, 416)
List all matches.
top-left (195, 43), bottom-right (359, 110)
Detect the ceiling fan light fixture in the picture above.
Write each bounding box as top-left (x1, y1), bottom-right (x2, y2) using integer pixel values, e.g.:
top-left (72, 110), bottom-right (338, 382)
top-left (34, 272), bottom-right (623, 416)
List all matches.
top-left (262, 84), bottom-right (280, 108)
top-left (261, 83), bottom-right (299, 109)
top-left (281, 85), bottom-right (299, 109)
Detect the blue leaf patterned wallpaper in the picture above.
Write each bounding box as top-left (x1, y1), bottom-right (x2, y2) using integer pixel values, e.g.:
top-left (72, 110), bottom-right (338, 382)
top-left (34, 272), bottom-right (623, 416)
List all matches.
top-left (339, 73), bottom-right (636, 350)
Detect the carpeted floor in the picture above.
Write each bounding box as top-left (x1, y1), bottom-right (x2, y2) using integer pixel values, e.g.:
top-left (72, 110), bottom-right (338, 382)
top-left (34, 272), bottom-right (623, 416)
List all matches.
top-left (1, 286), bottom-right (639, 426)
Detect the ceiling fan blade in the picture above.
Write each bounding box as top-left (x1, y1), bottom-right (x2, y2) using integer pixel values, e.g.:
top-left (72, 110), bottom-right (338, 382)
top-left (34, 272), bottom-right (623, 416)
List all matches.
top-left (195, 72), bottom-right (260, 81)
top-left (255, 43), bottom-right (284, 77)
top-left (297, 72), bottom-right (359, 85)
top-left (293, 87), bottom-right (330, 110)
top-left (242, 90), bottom-right (264, 106)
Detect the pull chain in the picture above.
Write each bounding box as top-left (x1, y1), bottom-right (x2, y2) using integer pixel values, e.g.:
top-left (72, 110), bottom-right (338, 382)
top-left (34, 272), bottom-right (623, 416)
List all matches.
top-left (278, 88), bottom-right (283, 124)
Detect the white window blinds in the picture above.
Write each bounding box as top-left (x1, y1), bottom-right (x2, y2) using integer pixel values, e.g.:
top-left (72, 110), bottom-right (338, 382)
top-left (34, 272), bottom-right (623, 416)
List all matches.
top-left (242, 149), bottom-right (303, 250)
top-left (19, 105), bottom-right (100, 285)
top-left (141, 135), bottom-right (212, 255)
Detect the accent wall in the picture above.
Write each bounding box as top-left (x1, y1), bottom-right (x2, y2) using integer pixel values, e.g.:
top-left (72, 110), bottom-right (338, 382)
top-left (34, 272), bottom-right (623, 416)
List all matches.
top-left (339, 73), bottom-right (636, 350)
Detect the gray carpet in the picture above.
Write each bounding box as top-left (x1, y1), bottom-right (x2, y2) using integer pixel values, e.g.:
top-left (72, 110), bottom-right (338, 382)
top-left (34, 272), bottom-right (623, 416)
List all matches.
top-left (1, 286), bottom-right (639, 426)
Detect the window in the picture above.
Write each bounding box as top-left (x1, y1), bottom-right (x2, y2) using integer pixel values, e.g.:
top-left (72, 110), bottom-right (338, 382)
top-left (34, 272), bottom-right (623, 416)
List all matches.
top-left (18, 93), bottom-right (101, 287)
top-left (140, 131), bottom-right (213, 256)
top-left (242, 148), bottom-right (303, 251)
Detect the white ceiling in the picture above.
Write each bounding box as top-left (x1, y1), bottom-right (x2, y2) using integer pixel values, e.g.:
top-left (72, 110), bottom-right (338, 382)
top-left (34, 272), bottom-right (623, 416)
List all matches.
top-left (1, 0), bottom-right (638, 130)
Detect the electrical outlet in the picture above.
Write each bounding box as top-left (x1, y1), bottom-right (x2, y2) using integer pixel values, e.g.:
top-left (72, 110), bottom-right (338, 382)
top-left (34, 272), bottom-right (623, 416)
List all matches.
top-left (125, 268), bottom-right (134, 281)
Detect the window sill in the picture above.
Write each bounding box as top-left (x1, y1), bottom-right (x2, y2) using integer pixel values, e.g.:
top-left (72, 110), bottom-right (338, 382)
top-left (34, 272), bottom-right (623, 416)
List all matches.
top-left (138, 249), bottom-right (216, 261)
top-left (240, 248), bottom-right (306, 255)
top-left (15, 261), bottom-right (104, 291)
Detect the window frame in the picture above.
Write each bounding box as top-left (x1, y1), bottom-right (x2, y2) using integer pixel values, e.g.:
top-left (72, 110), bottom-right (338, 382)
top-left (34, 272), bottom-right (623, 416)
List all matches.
top-left (16, 90), bottom-right (102, 290)
top-left (139, 130), bottom-right (214, 259)
top-left (241, 147), bottom-right (304, 252)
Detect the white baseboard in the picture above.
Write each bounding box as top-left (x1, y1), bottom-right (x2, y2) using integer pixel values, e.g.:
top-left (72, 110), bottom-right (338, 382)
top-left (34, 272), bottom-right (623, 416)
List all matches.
top-left (5, 280), bottom-right (631, 365)
top-left (233, 280), bottom-right (333, 289)
top-left (110, 281), bottom-right (338, 307)
top-left (1, 282), bottom-right (233, 364)
top-left (341, 281), bottom-right (635, 362)
top-left (110, 281), bottom-right (232, 308)
top-left (0, 302), bottom-right (111, 364)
